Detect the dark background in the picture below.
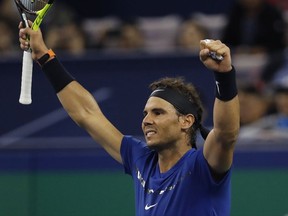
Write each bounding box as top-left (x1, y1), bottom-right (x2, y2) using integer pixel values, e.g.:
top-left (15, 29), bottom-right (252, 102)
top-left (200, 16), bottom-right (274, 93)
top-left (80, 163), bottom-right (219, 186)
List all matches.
top-left (59, 0), bottom-right (235, 19)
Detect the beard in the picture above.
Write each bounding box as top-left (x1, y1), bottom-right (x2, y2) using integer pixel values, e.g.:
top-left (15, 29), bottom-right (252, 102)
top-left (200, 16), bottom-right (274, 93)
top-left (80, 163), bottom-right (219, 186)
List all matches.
top-left (146, 137), bottom-right (177, 152)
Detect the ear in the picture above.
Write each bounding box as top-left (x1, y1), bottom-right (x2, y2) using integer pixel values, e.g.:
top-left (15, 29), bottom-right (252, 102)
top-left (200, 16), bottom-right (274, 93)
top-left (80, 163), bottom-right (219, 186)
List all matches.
top-left (179, 114), bottom-right (195, 130)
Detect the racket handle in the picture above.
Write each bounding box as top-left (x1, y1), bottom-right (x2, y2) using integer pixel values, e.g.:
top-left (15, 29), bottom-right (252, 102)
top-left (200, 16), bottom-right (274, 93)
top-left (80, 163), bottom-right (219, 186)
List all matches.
top-left (19, 51), bottom-right (33, 105)
top-left (21, 13), bottom-right (29, 28)
top-left (204, 39), bottom-right (224, 61)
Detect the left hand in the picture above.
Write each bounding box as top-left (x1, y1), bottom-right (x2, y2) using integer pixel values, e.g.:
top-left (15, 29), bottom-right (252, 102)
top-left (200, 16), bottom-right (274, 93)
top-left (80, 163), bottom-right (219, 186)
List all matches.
top-left (199, 39), bottom-right (232, 73)
top-left (18, 21), bottom-right (49, 60)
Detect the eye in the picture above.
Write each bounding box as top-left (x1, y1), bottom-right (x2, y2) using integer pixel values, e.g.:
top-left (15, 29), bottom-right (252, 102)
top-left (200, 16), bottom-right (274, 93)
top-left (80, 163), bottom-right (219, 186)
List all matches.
top-left (154, 110), bottom-right (162, 115)
top-left (153, 108), bottom-right (165, 116)
top-left (143, 111), bottom-right (147, 117)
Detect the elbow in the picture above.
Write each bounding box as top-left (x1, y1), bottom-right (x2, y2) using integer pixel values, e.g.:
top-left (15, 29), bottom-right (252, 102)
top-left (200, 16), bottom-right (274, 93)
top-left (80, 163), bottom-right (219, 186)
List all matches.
top-left (214, 127), bottom-right (240, 149)
top-left (67, 108), bottom-right (100, 129)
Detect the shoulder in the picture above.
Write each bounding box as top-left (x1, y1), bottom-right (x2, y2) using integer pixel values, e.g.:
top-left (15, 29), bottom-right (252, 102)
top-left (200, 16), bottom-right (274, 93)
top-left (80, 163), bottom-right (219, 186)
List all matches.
top-left (189, 147), bottom-right (232, 184)
top-left (121, 135), bottom-right (149, 153)
top-left (120, 136), bottom-right (155, 174)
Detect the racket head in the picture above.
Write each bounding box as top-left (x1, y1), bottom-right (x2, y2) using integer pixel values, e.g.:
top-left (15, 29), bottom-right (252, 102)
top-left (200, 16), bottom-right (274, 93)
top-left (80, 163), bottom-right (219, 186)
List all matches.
top-left (14, 0), bottom-right (53, 15)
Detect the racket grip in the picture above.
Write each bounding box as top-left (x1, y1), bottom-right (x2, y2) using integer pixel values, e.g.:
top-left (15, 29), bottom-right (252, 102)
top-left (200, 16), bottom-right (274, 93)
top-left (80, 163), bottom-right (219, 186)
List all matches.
top-left (19, 51), bottom-right (33, 105)
top-left (204, 39), bottom-right (224, 61)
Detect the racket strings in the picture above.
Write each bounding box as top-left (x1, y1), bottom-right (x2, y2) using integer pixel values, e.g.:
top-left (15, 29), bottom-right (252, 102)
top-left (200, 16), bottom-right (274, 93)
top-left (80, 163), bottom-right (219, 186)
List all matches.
top-left (19, 0), bottom-right (48, 12)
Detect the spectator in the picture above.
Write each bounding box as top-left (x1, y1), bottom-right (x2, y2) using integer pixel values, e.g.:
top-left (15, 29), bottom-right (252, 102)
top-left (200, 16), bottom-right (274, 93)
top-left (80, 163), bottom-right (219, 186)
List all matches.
top-left (95, 26), bottom-right (122, 51)
top-left (45, 22), bottom-right (87, 55)
top-left (0, 15), bottom-right (18, 56)
top-left (118, 21), bottom-right (144, 51)
top-left (238, 82), bottom-right (288, 140)
top-left (222, 0), bottom-right (286, 54)
top-left (222, 0), bottom-right (286, 85)
top-left (96, 21), bottom-right (144, 52)
top-left (0, 0), bottom-right (22, 56)
top-left (44, 2), bottom-right (87, 55)
top-left (0, 0), bottom-right (19, 25)
top-left (176, 18), bottom-right (208, 53)
top-left (238, 83), bottom-right (273, 127)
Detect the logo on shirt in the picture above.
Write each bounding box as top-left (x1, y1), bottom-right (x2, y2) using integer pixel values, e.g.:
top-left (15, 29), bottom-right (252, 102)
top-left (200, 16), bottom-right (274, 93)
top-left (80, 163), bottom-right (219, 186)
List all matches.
top-left (215, 81), bottom-right (221, 96)
top-left (136, 168), bottom-right (180, 195)
top-left (145, 203), bottom-right (157, 210)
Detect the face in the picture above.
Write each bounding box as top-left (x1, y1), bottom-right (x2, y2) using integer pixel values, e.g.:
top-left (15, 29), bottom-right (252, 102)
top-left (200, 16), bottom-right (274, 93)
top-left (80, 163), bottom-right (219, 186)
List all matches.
top-left (142, 97), bottom-right (184, 150)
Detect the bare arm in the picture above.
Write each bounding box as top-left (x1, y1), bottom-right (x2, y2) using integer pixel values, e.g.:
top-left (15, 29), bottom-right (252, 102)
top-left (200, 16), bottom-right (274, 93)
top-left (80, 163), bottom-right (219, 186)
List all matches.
top-left (200, 40), bottom-right (240, 174)
top-left (57, 82), bottom-right (124, 163)
top-left (19, 24), bottom-right (124, 164)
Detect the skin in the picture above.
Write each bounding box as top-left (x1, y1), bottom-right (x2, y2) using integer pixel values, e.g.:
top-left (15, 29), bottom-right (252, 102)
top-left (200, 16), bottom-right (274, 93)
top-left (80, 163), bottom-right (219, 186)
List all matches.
top-left (142, 97), bottom-right (195, 172)
top-left (19, 22), bottom-right (240, 175)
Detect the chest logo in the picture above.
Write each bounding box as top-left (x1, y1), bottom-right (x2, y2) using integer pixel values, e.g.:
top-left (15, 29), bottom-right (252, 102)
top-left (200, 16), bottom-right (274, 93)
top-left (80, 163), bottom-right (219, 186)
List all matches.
top-left (145, 203), bottom-right (157, 210)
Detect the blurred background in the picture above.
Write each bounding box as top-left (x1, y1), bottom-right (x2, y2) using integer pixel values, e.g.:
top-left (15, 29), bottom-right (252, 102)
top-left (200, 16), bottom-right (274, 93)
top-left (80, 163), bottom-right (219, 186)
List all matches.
top-left (1, 0), bottom-right (288, 215)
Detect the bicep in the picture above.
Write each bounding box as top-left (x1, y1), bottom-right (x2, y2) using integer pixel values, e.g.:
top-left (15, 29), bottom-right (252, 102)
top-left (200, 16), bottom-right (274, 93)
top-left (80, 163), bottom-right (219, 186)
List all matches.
top-left (203, 129), bottom-right (235, 174)
top-left (84, 114), bottom-right (124, 164)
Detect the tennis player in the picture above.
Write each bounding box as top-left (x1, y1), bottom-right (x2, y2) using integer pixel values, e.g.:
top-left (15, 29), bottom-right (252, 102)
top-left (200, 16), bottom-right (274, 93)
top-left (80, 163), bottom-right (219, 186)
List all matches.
top-left (19, 23), bottom-right (240, 216)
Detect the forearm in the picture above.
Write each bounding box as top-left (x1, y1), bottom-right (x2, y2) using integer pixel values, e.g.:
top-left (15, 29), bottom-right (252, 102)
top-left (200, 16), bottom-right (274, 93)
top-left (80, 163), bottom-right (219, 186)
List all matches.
top-left (57, 81), bottom-right (102, 127)
top-left (213, 67), bottom-right (240, 145)
top-left (52, 68), bottom-right (123, 163)
top-left (40, 55), bottom-right (102, 126)
top-left (213, 96), bottom-right (240, 146)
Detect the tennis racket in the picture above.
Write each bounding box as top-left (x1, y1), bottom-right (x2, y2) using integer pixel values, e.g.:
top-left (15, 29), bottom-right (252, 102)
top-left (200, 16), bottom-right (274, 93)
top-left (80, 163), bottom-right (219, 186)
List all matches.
top-left (15, 0), bottom-right (54, 105)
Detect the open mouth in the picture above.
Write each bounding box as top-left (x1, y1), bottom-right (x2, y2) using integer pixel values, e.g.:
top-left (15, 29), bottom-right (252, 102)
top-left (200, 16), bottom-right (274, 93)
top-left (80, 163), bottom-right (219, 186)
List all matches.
top-left (145, 129), bottom-right (157, 138)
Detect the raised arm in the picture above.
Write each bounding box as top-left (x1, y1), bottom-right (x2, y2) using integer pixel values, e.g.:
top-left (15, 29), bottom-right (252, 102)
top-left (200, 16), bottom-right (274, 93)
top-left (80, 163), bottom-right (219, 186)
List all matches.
top-left (56, 81), bottom-right (124, 164)
top-left (199, 40), bottom-right (240, 174)
top-left (19, 24), bottom-right (124, 164)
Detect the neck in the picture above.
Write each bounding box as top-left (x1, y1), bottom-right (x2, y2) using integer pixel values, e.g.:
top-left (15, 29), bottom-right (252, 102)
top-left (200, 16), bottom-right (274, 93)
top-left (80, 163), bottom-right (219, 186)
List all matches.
top-left (157, 145), bottom-right (191, 173)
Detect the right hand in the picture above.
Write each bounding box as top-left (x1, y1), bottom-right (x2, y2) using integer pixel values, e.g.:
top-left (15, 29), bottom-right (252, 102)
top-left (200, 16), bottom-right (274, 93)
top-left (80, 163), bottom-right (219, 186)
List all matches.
top-left (18, 21), bottom-right (49, 60)
top-left (199, 39), bottom-right (232, 73)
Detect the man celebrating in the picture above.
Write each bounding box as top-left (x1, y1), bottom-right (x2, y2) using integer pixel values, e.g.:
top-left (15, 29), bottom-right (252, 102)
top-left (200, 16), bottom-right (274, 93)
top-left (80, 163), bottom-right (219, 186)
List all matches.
top-left (19, 21), bottom-right (239, 216)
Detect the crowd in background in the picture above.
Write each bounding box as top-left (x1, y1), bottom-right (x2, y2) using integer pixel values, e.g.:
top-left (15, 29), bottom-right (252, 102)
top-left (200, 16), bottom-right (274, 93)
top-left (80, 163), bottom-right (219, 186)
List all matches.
top-left (1, 0), bottom-right (288, 141)
top-left (0, 0), bottom-right (287, 55)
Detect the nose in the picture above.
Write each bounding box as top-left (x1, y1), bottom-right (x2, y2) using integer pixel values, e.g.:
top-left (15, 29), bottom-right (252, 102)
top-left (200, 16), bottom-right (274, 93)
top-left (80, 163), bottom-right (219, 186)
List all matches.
top-left (142, 113), bottom-right (153, 126)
